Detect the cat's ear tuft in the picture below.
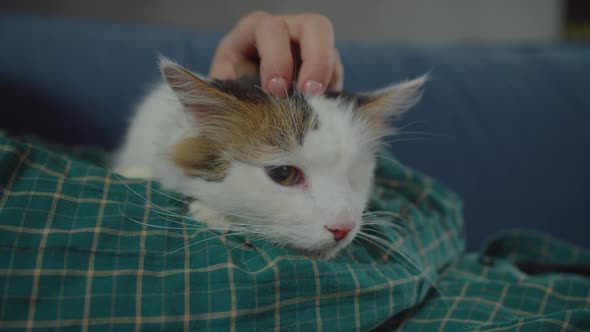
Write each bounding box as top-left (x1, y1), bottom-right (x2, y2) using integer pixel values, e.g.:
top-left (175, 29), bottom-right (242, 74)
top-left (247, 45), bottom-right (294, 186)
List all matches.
top-left (359, 74), bottom-right (428, 121)
top-left (159, 57), bottom-right (234, 115)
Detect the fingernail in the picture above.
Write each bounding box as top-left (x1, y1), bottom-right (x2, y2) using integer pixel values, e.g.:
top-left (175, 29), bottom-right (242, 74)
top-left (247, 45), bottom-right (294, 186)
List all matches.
top-left (303, 81), bottom-right (324, 96)
top-left (267, 77), bottom-right (288, 97)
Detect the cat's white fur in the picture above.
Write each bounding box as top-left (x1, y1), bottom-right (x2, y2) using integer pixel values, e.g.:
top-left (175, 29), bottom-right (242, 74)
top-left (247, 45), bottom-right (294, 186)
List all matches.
top-left (115, 59), bottom-right (425, 259)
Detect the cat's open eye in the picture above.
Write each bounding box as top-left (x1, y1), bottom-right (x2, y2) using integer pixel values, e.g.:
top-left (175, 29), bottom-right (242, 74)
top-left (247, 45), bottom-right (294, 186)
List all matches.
top-left (264, 166), bottom-right (304, 186)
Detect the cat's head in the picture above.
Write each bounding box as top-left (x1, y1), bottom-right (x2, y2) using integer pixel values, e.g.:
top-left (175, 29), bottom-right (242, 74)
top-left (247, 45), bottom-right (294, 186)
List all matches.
top-left (160, 57), bottom-right (426, 259)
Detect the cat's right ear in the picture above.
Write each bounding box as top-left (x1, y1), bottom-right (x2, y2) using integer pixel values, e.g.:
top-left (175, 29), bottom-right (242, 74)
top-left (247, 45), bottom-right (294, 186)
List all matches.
top-left (159, 57), bottom-right (236, 117)
top-left (358, 75), bottom-right (428, 121)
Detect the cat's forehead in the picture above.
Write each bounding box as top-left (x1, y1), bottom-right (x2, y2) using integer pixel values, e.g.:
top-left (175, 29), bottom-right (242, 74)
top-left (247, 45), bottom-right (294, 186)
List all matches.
top-left (299, 96), bottom-right (367, 165)
top-left (208, 77), bottom-right (368, 159)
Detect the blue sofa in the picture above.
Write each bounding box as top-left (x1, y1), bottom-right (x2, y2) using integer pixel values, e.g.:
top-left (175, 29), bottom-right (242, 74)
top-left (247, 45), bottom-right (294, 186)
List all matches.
top-left (1, 13), bottom-right (589, 250)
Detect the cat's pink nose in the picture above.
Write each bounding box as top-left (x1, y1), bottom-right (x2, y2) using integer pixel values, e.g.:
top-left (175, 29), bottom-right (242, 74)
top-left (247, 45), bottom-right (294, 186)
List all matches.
top-left (325, 212), bottom-right (356, 241)
top-left (325, 226), bottom-right (353, 241)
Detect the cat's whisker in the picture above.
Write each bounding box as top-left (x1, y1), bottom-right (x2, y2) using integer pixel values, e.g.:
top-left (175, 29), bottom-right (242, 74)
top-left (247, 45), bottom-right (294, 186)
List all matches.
top-left (362, 211), bottom-right (404, 219)
top-left (394, 120), bottom-right (427, 132)
top-left (393, 130), bottom-right (436, 137)
top-left (361, 223), bottom-right (410, 236)
top-left (164, 224), bottom-right (298, 256)
top-left (361, 214), bottom-right (399, 220)
top-left (0, 206), bottom-right (129, 220)
top-left (355, 233), bottom-right (422, 275)
top-left (195, 208), bottom-right (273, 223)
top-left (369, 133), bottom-right (430, 144)
top-left (361, 218), bottom-right (406, 225)
top-left (120, 205), bottom-right (261, 234)
top-left (366, 130), bottom-right (438, 147)
top-left (361, 215), bottom-right (408, 225)
top-left (112, 173), bottom-right (174, 212)
top-left (148, 186), bottom-right (193, 205)
top-left (382, 137), bottom-right (429, 145)
top-left (357, 233), bottom-right (420, 274)
top-left (361, 220), bottom-right (410, 231)
top-left (356, 232), bottom-right (397, 256)
top-left (357, 232), bottom-right (450, 310)
top-left (123, 200), bottom-right (184, 215)
top-left (374, 153), bottom-right (407, 168)
top-left (119, 184), bottom-right (274, 225)
top-left (394, 130), bottom-right (455, 140)
top-left (145, 209), bottom-right (200, 228)
top-left (361, 218), bottom-right (395, 224)
top-left (357, 238), bottom-right (450, 312)
top-left (162, 230), bottom-right (254, 256)
top-left (123, 214), bottom-right (205, 231)
top-left (142, 203), bottom-right (268, 225)
top-left (361, 214), bottom-right (410, 229)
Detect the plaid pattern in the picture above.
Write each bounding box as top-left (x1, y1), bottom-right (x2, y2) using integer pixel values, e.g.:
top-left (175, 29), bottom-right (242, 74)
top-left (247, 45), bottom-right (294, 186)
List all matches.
top-left (0, 132), bottom-right (463, 331)
top-left (390, 230), bottom-right (590, 331)
top-left (2, 133), bottom-right (588, 331)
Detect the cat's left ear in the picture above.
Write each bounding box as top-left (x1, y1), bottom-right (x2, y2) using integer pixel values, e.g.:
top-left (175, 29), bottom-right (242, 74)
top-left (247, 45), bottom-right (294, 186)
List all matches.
top-left (158, 57), bottom-right (237, 118)
top-left (358, 74), bottom-right (428, 123)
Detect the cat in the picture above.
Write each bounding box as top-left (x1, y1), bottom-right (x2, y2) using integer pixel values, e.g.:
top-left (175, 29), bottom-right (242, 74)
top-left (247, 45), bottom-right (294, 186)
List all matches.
top-left (114, 57), bottom-right (426, 259)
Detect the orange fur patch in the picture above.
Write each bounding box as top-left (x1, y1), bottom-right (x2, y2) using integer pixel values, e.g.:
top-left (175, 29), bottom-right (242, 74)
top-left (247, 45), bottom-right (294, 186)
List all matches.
top-left (169, 137), bottom-right (227, 181)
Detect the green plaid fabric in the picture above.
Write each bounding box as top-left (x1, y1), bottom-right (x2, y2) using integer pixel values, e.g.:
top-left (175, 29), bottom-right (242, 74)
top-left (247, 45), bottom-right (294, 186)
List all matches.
top-left (1, 132), bottom-right (588, 331)
top-left (0, 132), bottom-right (463, 331)
top-left (391, 230), bottom-right (590, 331)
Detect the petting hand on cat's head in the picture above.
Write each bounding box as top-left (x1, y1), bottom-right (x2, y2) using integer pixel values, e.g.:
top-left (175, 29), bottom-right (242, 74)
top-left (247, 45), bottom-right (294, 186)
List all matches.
top-left (209, 11), bottom-right (344, 97)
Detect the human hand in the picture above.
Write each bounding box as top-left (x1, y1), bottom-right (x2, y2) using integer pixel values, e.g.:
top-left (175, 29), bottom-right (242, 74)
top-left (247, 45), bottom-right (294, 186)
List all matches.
top-left (209, 11), bottom-right (344, 97)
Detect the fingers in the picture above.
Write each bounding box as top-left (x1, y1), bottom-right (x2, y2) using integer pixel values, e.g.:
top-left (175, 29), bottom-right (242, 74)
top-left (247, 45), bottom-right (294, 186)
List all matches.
top-left (208, 43), bottom-right (241, 81)
top-left (329, 48), bottom-right (344, 91)
top-left (255, 17), bottom-right (294, 97)
top-left (209, 11), bottom-right (294, 96)
top-left (283, 14), bottom-right (336, 95)
top-left (209, 11), bottom-right (266, 80)
top-left (209, 12), bottom-right (343, 97)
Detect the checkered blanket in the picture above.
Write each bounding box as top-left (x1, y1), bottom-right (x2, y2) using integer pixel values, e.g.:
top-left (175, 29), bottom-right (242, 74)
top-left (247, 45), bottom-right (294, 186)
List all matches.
top-left (382, 230), bottom-right (590, 331)
top-left (0, 132), bottom-right (588, 331)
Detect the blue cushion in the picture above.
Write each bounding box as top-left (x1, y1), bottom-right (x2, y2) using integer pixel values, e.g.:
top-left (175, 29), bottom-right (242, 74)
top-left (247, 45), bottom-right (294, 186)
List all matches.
top-left (1, 13), bottom-right (589, 250)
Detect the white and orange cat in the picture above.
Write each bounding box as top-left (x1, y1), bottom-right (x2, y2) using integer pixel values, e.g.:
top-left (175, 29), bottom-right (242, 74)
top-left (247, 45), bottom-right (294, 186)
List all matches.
top-left (114, 57), bottom-right (426, 259)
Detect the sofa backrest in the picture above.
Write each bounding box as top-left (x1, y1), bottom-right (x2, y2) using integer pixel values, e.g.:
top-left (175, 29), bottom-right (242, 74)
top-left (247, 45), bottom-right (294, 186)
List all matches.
top-left (1, 13), bottom-right (589, 249)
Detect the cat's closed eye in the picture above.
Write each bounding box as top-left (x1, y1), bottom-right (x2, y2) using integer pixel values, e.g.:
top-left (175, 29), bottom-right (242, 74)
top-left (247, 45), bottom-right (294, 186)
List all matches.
top-left (264, 166), bottom-right (304, 186)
